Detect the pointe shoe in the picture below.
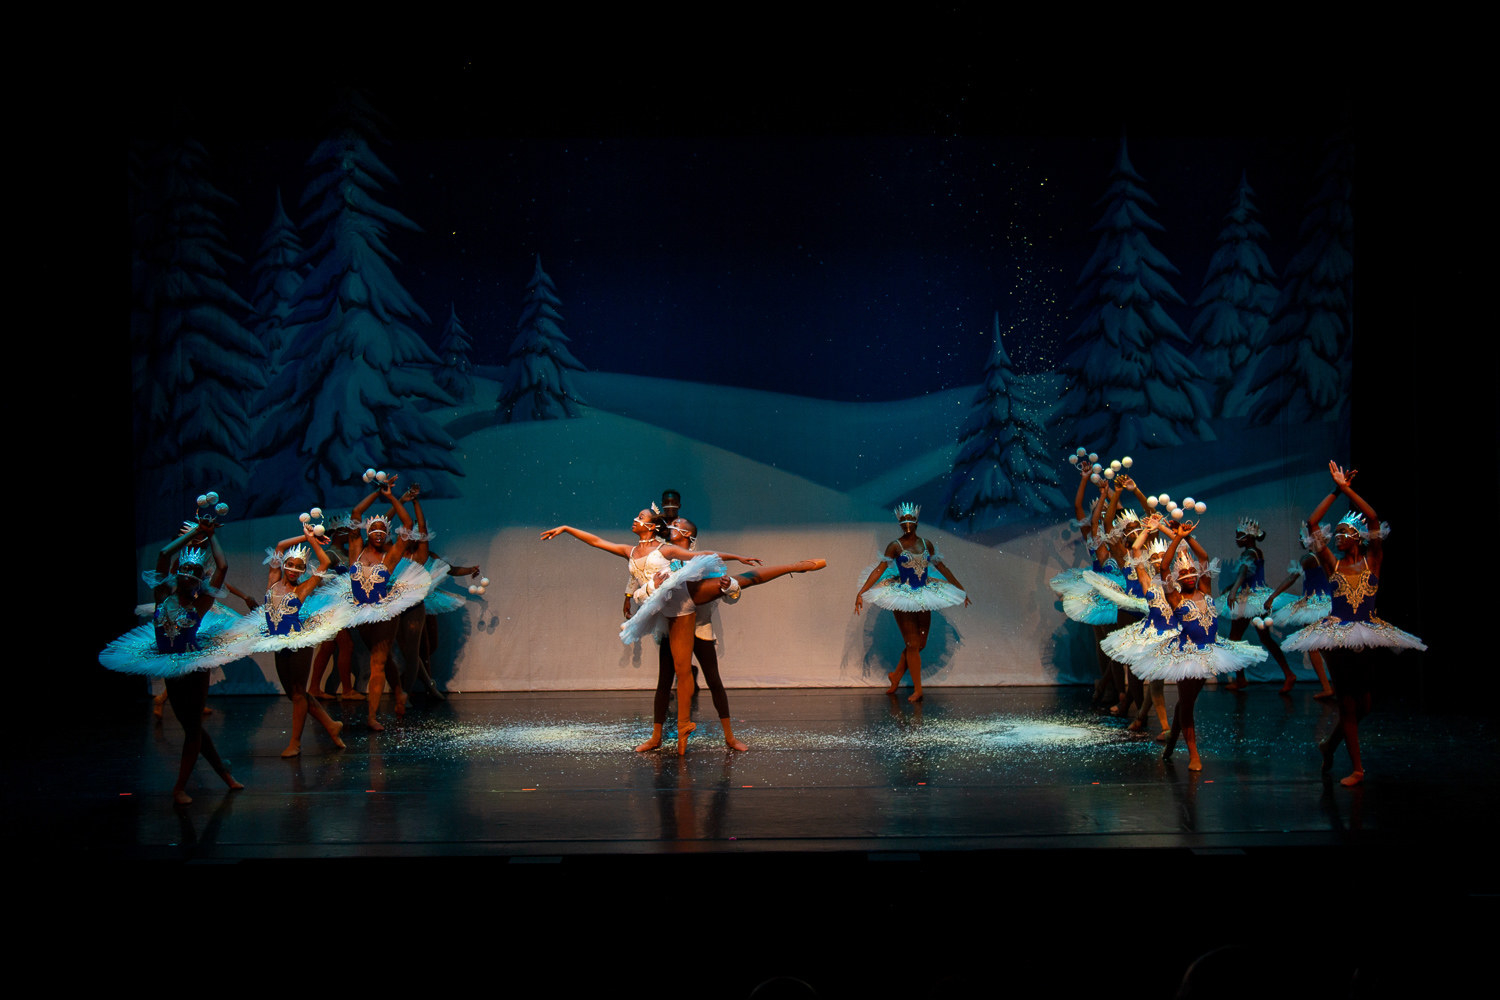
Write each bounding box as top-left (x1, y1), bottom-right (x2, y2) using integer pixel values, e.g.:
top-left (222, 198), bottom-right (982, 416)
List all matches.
top-left (281, 742), bottom-right (301, 758)
top-left (676, 721), bottom-right (696, 755)
top-left (328, 721), bottom-right (345, 750)
top-left (795, 559), bottom-right (827, 573)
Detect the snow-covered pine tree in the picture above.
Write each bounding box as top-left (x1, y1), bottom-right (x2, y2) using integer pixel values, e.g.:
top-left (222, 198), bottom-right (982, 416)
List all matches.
top-left (1247, 132), bottom-right (1353, 426)
top-left (130, 139), bottom-right (267, 526)
top-left (249, 90), bottom-right (461, 513)
top-left (247, 188), bottom-right (308, 372)
top-left (1189, 171), bottom-right (1279, 418)
top-left (1052, 137), bottom-right (1214, 453)
top-left (946, 313), bottom-right (1066, 528)
top-left (497, 255), bottom-right (588, 422)
top-left (435, 304), bottom-right (475, 404)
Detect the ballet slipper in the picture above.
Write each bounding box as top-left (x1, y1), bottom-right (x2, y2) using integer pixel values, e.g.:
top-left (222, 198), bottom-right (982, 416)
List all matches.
top-left (885, 670), bottom-right (902, 695)
top-left (341, 689), bottom-right (364, 701)
top-left (1313, 690), bottom-right (1336, 701)
top-left (1340, 770), bottom-right (1365, 788)
top-left (394, 688), bottom-right (407, 717)
top-left (327, 721), bottom-right (345, 750)
top-left (721, 718), bottom-right (748, 752)
top-left (368, 716), bottom-right (385, 732)
top-left (281, 741), bottom-right (301, 759)
top-left (908, 688), bottom-right (923, 703)
top-left (635, 725), bottom-right (664, 752)
top-left (173, 788), bottom-right (192, 805)
top-left (312, 689), bottom-right (336, 701)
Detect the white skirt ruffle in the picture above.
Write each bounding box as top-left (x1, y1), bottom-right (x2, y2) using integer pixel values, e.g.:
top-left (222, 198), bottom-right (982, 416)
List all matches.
top-left (1280, 616), bottom-right (1427, 653)
top-left (1130, 636), bottom-right (1268, 682)
top-left (220, 577), bottom-right (357, 655)
top-left (1269, 594), bottom-right (1333, 629)
top-left (1217, 586), bottom-right (1295, 622)
top-left (620, 554), bottom-right (726, 645)
top-left (1101, 621), bottom-right (1181, 664)
top-left (863, 561), bottom-right (966, 613)
top-left (421, 559), bottom-right (470, 614)
top-left (1049, 568), bottom-right (1134, 624)
top-left (99, 610), bottom-right (257, 679)
top-left (345, 560), bottom-right (433, 628)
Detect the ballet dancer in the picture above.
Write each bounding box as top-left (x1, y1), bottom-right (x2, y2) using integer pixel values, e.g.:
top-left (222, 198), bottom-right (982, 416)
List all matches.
top-left (1132, 516), bottom-right (1266, 771)
top-left (1263, 523), bottom-right (1337, 699)
top-left (1281, 462), bottom-right (1426, 787)
top-left (854, 502), bottom-right (969, 702)
top-left (229, 521), bottom-right (350, 757)
top-left (100, 524), bottom-right (246, 803)
top-left (634, 516), bottom-right (824, 753)
top-left (347, 473), bottom-right (432, 730)
top-left (1218, 517), bottom-right (1298, 692)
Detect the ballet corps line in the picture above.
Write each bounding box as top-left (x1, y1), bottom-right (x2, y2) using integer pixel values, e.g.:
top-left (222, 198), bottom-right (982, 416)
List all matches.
top-left (104, 459), bottom-right (1421, 801)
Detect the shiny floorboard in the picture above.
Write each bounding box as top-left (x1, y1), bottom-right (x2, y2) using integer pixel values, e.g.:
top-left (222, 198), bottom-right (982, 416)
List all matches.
top-left (15, 685), bottom-right (1494, 994)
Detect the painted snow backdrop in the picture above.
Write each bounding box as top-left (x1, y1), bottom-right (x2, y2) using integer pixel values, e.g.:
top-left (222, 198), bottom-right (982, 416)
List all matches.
top-left (124, 88), bottom-right (1358, 692)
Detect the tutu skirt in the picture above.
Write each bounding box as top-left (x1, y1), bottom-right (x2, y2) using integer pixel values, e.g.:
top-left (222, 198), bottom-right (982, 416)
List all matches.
top-left (345, 560), bottom-right (433, 628)
top-left (863, 560), bottom-right (966, 613)
top-left (1281, 616), bottom-right (1427, 653)
top-left (1269, 594), bottom-right (1333, 629)
top-left (100, 608), bottom-right (257, 679)
top-left (620, 554), bottom-right (726, 645)
top-left (1131, 635), bottom-right (1268, 682)
top-left (220, 577), bottom-right (357, 655)
top-left (1217, 586), bottom-right (1295, 622)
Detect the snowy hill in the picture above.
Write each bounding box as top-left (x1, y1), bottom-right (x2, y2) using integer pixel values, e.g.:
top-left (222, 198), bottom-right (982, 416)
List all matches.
top-left (125, 373), bottom-right (1342, 693)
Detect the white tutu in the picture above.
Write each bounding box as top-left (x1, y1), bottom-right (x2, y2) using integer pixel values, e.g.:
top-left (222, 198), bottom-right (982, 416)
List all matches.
top-left (1047, 568), bottom-right (1127, 624)
top-left (1131, 635), bottom-right (1268, 682)
top-left (861, 561), bottom-right (966, 613)
top-left (1081, 570), bottom-right (1148, 615)
top-left (219, 576), bottom-right (357, 655)
top-left (1217, 586), bottom-right (1296, 622)
top-left (418, 559), bottom-right (468, 614)
top-left (1281, 616), bottom-right (1427, 653)
top-left (344, 559), bottom-right (433, 628)
top-left (619, 554), bottom-right (726, 645)
top-left (99, 607), bottom-right (258, 679)
top-left (1269, 594), bottom-right (1333, 629)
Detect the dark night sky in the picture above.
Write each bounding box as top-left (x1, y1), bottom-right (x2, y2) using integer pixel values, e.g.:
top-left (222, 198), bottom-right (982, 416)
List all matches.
top-left (127, 44), bottom-right (1347, 401)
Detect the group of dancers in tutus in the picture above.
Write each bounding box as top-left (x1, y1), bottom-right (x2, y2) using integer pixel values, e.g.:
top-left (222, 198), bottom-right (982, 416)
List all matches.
top-left (103, 454), bottom-right (1421, 802)
top-left (1051, 453), bottom-right (1424, 783)
top-left (100, 474), bottom-right (484, 803)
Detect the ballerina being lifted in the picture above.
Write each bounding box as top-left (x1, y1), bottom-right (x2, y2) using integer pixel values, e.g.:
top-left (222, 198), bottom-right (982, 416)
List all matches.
top-left (542, 508), bottom-right (825, 753)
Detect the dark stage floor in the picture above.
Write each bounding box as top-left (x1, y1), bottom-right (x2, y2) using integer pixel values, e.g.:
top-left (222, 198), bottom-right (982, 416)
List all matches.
top-left (12, 685), bottom-right (1496, 995)
top-left (19, 685), bottom-right (1498, 858)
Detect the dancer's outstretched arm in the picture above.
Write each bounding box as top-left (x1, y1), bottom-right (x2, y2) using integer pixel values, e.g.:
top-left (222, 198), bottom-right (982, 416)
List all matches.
top-left (540, 525), bottom-right (633, 558)
top-left (658, 542), bottom-right (760, 567)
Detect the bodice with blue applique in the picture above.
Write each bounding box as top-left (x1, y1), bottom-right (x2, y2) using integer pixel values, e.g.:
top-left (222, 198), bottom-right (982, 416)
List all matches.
top-left (350, 558), bottom-right (391, 604)
top-left (153, 599), bottom-right (202, 654)
top-left (1329, 567), bottom-right (1379, 623)
top-left (262, 588), bottom-right (305, 635)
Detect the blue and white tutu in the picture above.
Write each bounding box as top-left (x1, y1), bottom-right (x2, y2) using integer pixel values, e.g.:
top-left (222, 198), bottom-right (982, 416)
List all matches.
top-left (619, 554), bottom-right (727, 644)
